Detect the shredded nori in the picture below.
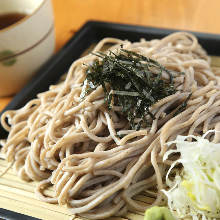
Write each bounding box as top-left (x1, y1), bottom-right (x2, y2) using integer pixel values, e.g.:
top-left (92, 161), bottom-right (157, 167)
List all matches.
top-left (83, 49), bottom-right (185, 129)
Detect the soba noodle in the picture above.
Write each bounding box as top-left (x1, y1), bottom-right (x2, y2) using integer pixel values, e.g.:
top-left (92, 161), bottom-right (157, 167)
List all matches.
top-left (1, 32), bottom-right (220, 219)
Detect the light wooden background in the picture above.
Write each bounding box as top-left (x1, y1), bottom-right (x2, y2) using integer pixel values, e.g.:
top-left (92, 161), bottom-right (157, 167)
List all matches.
top-left (1, 0), bottom-right (220, 109)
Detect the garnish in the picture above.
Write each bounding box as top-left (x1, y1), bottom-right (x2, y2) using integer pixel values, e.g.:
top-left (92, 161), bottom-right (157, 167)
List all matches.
top-left (82, 49), bottom-right (182, 129)
top-left (163, 132), bottom-right (220, 219)
top-left (144, 206), bottom-right (176, 220)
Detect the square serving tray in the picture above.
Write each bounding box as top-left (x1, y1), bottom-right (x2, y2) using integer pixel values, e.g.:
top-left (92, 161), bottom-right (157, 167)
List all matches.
top-left (1, 21), bottom-right (220, 220)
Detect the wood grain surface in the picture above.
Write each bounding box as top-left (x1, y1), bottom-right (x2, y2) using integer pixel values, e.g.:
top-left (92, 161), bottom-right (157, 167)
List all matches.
top-left (1, 0), bottom-right (220, 110)
top-left (52, 0), bottom-right (220, 51)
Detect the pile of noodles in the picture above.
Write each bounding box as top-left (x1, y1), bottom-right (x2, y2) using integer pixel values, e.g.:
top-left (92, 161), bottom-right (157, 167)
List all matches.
top-left (1, 32), bottom-right (220, 219)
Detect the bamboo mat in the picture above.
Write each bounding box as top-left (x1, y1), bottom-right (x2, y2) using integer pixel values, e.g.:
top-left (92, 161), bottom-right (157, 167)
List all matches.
top-left (0, 158), bottom-right (145, 220)
top-left (0, 56), bottom-right (220, 220)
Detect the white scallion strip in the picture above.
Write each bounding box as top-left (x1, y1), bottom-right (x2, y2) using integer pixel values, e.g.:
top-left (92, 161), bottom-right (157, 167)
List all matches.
top-left (111, 90), bottom-right (140, 97)
top-left (162, 130), bottom-right (220, 220)
top-left (79, 79), bottom-right (88, 100)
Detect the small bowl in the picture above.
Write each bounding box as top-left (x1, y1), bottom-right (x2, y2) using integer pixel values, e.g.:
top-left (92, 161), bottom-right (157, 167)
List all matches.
top-left (0, 0), bottom-right (55, 96)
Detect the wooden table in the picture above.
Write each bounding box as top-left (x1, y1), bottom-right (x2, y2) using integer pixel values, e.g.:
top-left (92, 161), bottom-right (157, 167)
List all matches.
top-left (1, 0), bottom-right (220, 111)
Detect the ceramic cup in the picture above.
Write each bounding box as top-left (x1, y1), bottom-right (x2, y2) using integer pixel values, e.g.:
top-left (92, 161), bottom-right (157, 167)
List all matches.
top-left (0, 0), bottom-right (55, 96)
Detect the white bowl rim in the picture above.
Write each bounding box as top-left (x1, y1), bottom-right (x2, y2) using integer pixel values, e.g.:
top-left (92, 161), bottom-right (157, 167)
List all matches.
top-left (0, 0), bottom-right (48, 33)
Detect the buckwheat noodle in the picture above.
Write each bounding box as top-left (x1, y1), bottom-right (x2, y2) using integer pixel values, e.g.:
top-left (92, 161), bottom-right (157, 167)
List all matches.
top-left (1, 32), bottom-right (220, 219)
